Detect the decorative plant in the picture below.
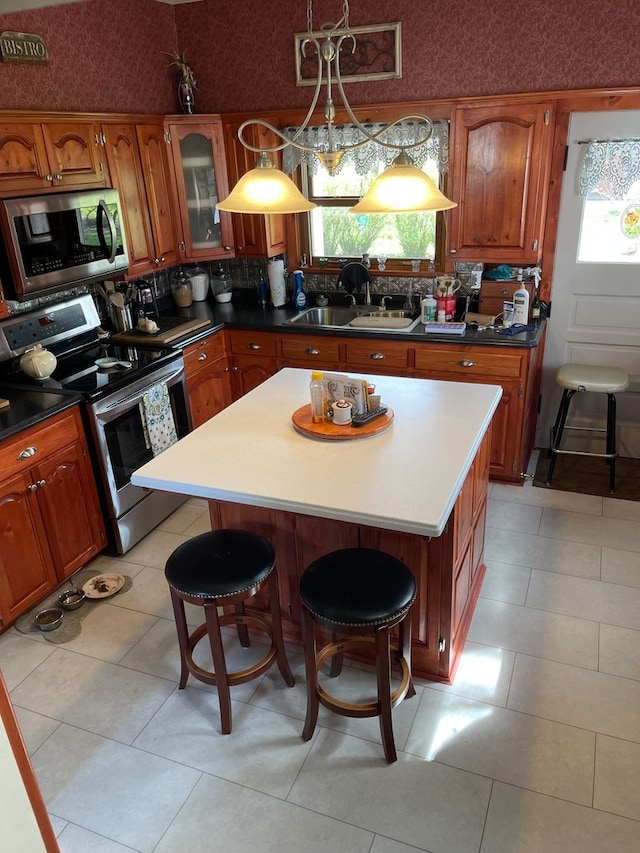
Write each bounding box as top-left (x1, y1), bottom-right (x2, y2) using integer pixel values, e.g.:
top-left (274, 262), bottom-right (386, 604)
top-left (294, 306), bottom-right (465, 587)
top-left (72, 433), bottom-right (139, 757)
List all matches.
top-left (167, 50), bottom-right (197, 90)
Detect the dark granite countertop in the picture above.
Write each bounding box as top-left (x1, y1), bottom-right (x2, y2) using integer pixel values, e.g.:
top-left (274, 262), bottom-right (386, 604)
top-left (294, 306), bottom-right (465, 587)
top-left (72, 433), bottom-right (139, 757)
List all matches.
top-left (0, 384), bottom-right (82, 443)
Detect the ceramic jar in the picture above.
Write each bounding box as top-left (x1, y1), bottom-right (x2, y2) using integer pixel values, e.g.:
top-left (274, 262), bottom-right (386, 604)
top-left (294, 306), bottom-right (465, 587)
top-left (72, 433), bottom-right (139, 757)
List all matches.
top-left (189, 266), bottom-right (209, 301)
top-left (171, 270), bottom-right (193, 307)
top-left (20, 344), bottom-right (57, 380)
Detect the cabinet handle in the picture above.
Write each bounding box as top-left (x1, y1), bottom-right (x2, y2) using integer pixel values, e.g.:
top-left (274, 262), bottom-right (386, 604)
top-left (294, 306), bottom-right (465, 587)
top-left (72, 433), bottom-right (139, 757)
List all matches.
top-left (223, 246), bottom-right (232, 251)
top-left (450, 248), bottom-right (457, 254)
top-left (36, 479), bottom-right (46, 489)
top-left (44, 174), bottom-right (53, 182)
top-left (18, 446), bottom-right (37, 459)
top-left (54, 173), bottom-right (63, 181)
top-left (247, 343), bottom-right (261, 350)
top-left (237, 246), bottom-right (244, 251)
top-left (179, 241), bottom-right (186, 253)
top-left (369, 352), bottom-right (385, 360)
top-left (28, 483), bottom-right (39, 493)
top-left (198, 353), bottom-right (208, 361)
top-left (457, 359), bottom-right (475, 368)
top-left (501, 288), bottom-right (510, 295)
top-left (304, 348), bottom-right (320, 356)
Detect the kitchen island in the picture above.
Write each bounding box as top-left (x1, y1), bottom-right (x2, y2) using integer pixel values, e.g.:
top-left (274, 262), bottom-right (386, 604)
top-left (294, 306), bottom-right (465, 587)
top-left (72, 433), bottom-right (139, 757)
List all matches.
top-left (133, 368), bottom-right (501, 682)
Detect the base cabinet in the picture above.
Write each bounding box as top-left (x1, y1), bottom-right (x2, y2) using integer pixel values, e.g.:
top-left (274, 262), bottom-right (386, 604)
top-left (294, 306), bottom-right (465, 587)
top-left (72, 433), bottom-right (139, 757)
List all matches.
top-left (0, 407), bottom-right (106, 631)
top-left (184, 334), bottom-right (233, 428)
top-left (207, 431), bottom-right (490, 683)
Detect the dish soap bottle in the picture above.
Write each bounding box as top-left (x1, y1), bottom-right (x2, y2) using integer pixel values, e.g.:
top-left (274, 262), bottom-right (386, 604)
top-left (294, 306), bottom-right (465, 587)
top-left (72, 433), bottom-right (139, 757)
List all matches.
top-left (309, 371), bottom-right (325, 423)
top-left (512, 282), bottom-right (530, 324)
top-left (292, 269), bottom-right (307, 308)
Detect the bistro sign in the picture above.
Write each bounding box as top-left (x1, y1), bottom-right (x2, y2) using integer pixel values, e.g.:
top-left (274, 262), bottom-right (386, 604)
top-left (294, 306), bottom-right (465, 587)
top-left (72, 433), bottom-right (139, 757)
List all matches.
top-left (0, 31), bottom-right (48, 65)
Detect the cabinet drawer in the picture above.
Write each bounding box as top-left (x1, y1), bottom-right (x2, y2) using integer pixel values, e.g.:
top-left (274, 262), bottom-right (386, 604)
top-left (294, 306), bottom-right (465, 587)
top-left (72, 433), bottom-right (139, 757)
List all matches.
top-left (0, 408), bottom-right (80, 481)
top-left (479, 281), bottom-right (533, 316)
top-left (230, 330), bottom-right (278, 358)
top-left (281, 334), bottom-right (340, 365)
top-left (343, 340), bottom-right (409, 371)
top-left (414, 346), bottom-right (523, 380)
top-left (184, 333), bottom-right (226, 374)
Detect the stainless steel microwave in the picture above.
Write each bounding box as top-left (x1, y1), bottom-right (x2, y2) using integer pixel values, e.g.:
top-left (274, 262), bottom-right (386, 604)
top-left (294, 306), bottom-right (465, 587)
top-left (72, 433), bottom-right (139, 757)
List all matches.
top-left (0, 188), bottom-right (129, 300)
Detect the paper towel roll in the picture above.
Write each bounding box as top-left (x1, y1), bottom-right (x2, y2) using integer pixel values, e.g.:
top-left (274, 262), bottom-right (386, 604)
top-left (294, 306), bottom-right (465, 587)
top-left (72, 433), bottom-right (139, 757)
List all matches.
top-left (268, 259), bottom-right (287, 307)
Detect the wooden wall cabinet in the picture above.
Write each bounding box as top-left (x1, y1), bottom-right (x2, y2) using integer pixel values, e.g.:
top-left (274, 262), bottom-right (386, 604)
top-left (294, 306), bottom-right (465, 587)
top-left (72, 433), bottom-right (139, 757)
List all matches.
top-left (165, 116), bottom-right (235, 262)
top-left (0, 407), bottom-right (106, 630)
top-left (222, 120), bottom-right (287, 258)
top-left (447, 101), bottom-right (554, 264)
top-left (183, 332), bottom-right (233, 428)
top-left (0, 119), bottom-right (107, 196)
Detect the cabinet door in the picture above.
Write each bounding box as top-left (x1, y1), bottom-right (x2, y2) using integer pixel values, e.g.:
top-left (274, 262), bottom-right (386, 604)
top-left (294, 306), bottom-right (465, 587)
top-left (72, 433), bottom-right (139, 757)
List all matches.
top-left (0, 122), bottom-right (50, 194)
top-left (43, 121), bottom-right (106, 188)
top-left (232, 355), bottom-right (278, 398)
top-left (33, 440), bottom-right (106, 581)
top-left (447, 102), bottom-right (553, 263)
top-left (136, 124), bottom-right (181, 270)
top-left (223, 121), bottom-right (286, 258)
top-left (0, 471), bottom-right (57, 628)
top-left (166, 119), bottom-right (234, 261)
top-left (102, 123), bottom-right (156, 279)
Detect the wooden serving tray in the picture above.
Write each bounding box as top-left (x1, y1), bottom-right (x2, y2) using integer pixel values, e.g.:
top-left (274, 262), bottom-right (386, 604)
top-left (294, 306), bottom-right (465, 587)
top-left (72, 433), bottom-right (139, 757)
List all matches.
top-left (291, 403), bottom-right (393, 440)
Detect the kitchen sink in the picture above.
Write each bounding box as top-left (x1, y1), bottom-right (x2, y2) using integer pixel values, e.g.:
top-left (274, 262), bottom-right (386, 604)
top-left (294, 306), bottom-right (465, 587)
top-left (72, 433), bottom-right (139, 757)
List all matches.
top-left (285, 305), bottom-right (421, 332)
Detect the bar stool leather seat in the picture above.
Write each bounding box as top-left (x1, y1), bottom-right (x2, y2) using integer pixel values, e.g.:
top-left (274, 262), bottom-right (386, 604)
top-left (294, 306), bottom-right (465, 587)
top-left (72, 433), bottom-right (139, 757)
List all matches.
top-left (300, 547), bottom-right (417, 763)
top-left (165, 529), bottom-right (294, 734)
top-left (547, 363), bottom-right (629, 492)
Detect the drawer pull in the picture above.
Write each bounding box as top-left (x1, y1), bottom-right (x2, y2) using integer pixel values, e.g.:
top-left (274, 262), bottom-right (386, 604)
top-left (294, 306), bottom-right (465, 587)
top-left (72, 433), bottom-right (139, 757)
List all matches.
top-left (305, 348), bottom-right (320, 356)
top-left (370, 352), bottom-right (385, 360)
top-left (198, 353), bottom-right (208, 361)
top-left (457, 359), bottom-right (475, 368)
top-left (501, 288), bottom-right (510, 295)
top-left (18, 446), bottom-right (37, 459)
top-left (28, 483), bottom-right (38, 492)
top-left (36, 479), bottom-right (46, 489)
top-left (247, 343), bottom-right (261, 350)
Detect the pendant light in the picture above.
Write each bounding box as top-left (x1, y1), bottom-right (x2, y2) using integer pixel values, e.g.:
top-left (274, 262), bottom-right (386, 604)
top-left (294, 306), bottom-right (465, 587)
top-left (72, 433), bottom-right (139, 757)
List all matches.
top-left (216, 0), bottom-right (456, 216)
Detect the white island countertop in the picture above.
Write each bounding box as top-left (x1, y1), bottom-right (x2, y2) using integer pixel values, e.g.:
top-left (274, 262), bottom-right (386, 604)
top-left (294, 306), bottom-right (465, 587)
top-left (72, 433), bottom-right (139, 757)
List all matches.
top-left (132, 368), bottom-right (502, 538)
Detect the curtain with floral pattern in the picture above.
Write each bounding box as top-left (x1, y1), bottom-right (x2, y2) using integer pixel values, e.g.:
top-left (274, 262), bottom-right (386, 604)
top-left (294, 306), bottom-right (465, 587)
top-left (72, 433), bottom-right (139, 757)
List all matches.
top-left (579, 139), bottom-right (640, 198)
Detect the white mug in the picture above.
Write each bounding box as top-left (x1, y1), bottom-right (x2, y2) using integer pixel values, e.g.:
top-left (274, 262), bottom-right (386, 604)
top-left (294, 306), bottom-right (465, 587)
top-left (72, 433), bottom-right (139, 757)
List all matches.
top-left (332, 399), bottom-right (353, 425)
top-left (436, 276), bottom-right (461, 297)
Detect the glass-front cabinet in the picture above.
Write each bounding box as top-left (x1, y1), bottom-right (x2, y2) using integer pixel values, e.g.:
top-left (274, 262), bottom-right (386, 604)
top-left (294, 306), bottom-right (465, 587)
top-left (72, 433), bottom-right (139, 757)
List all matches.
top-left (165, 116), bottom-right (234, 261)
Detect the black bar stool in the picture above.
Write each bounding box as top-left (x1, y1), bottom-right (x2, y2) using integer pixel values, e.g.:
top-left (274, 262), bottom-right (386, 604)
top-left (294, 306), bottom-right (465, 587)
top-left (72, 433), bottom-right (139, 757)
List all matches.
top-left (547, 363), bottom-right (629, 493)
top-left (300, 547), bottom-right (417, 763)
top-left (165, 529), bottom-right (294, 734)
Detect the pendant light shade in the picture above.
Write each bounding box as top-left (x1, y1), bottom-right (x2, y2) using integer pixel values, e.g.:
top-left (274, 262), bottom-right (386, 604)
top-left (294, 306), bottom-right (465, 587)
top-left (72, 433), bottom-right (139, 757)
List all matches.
top-left (216, 153), bottom-right (316, 214)
top-left (349, 154), bottom-right (458, 214)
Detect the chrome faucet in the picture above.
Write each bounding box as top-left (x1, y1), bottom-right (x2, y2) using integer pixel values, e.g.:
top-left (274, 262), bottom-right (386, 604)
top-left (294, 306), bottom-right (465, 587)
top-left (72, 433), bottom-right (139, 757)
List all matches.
top-left (364, 279), bottom-right (371, 306)
top-left (346, 293), bottom-right (357, 306)
top-left (381, 295), bottom-right (392, 309)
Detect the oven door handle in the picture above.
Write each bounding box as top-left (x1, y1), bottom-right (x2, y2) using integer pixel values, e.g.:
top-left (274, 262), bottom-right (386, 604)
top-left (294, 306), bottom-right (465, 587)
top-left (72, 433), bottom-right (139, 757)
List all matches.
top-left (95, 366), bottom-right (185, 417)
top-left (97, 198), bottom-right (118, 264)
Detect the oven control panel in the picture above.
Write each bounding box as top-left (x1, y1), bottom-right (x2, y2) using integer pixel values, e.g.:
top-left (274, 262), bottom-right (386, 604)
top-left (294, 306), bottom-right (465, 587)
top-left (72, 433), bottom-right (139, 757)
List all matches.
top-left (0, 294), bottom-right (100, 359)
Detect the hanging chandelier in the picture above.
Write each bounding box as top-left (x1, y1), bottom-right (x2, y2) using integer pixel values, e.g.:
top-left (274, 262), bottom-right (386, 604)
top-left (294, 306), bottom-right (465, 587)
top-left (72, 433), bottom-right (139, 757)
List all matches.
top-left (216, 0), bottom-right (457, 215)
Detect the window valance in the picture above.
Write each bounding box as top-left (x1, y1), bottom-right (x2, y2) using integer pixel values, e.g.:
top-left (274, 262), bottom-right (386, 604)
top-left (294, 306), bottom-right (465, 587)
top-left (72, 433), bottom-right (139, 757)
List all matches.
top-left (579, 138), bottom-right (640, 198)
top-left (282, 120), bottom-right (449, 177)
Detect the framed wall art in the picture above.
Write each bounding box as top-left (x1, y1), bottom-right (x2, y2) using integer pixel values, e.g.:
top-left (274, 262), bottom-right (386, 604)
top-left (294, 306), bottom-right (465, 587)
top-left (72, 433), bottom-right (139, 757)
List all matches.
top-left (294, 22), bottom-right (402, 86)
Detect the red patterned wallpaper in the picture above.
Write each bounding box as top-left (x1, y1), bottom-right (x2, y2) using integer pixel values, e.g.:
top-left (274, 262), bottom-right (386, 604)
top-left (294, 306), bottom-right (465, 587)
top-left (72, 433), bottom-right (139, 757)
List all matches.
top-left (0, 0), bottom-right (637, 115)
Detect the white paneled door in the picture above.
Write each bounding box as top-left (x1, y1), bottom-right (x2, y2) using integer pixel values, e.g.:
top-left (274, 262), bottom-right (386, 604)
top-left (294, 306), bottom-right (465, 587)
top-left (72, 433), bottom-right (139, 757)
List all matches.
top-left (537, 110), bottom-right (640, 457)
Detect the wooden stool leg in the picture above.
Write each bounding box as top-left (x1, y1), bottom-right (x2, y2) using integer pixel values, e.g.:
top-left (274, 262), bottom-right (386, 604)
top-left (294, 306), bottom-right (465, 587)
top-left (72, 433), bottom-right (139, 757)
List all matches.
top-left (204, 601), bottom-right (232, 734)
top-left (301, 606), bottom-right (320, 742)
top-left (375, 627), bottom-right (396, 763)
top-left (234, 602), bottom-right (251, 648)
top-left (169, 588), bottom-right (190, 689)
top-left (267, 571), bottom-right (295, 687)
top-left (399, 614), bottom-right (416, 700)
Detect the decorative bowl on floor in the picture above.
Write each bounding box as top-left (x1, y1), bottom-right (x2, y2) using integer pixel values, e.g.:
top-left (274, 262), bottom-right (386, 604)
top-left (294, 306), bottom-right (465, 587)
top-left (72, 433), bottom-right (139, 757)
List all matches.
top-left (58, 589), bottom-right (85, 610)
top-left (35, 607), bottom-right (64, 631)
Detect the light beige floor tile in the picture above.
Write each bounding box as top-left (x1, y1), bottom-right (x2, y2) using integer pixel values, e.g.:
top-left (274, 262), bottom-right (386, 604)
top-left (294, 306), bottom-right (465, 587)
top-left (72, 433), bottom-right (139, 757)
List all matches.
top-left (526, 570), bottom-right (640, 631)
top-left (371, 838), bottom-right (435, 853)
top-left (468, 597), bottom-right (599, 668)
top-left (480, 559), bottom-right (531, 605)
top-left (57, 823), bottom-right (138, 852)
top-left (508, 654), bottom-right (640, 743)
top-left (421, 641), bottom-right (515, 707)
top-left (45, 602), bottom-right (157, 664)
top-left (481, 781), bottom-right (640, 853)
top-left (487, 498), bottom-right (543, 534)
top-left (599, 624), bottom-right (640, 680)
top-left (595, 734), bottom-right (640, 820)
top-left (484, 527), bottom-right (601, 578)
top-left (13, 705), bottom-right (60, 755)
top-left (540, 507), bottom-right (640, 552)
top-left (154, 772), bottom-right (373, 853)
top-left (183, 512), bottom-right (212, 536)
top-left (48, 814), bottom-right (68, 837)
top-left (406, 690), bottom-right (595, 804)
top-left (491, 480), bottom-right (603, 514)
top-left (83, 553), bottom-right (145, 580)
top-left (603, 497), bottom-right (640, 522)
top-left (107, 564), bottom-right (175, 620)
top-left (288, 727), bottom-right (491, 853)
top-left (123, 529), bottom-right (190, 569)
top-left (0, 632), bottom-right (56, 690)
top-left (11, 648), bottom-right (175, 744)
top-left (602, 546), bottom-right (640, 588)
top-left (156, 501), bottom-right (208, 534)
top-left (32, 724), bottom-right (200, 853)
top-left (133, 686), bottom-right (310, 798)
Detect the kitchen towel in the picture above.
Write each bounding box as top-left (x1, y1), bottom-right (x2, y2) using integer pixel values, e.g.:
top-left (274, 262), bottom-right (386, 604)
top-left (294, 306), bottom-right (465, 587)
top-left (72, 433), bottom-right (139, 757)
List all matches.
top-left (141, 382), bottom-right (178, 456)
top-left (337, 261), bottom-right (372, 294)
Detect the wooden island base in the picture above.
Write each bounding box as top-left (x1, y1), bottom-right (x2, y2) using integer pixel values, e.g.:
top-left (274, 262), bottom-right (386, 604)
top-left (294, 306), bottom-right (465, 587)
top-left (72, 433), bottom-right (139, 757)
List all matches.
top-left (208, 430), bottom-right (490, 684)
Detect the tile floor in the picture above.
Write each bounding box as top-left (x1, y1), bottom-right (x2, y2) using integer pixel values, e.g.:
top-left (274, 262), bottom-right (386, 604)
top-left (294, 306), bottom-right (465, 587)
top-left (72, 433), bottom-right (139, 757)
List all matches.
top-left (3, 453), bottom-right (640, 852)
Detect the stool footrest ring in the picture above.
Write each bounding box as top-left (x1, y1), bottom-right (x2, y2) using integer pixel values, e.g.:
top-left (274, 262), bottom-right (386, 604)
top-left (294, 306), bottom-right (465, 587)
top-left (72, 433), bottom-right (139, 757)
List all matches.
top-left (185, 615), bottom-right (278, 687)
